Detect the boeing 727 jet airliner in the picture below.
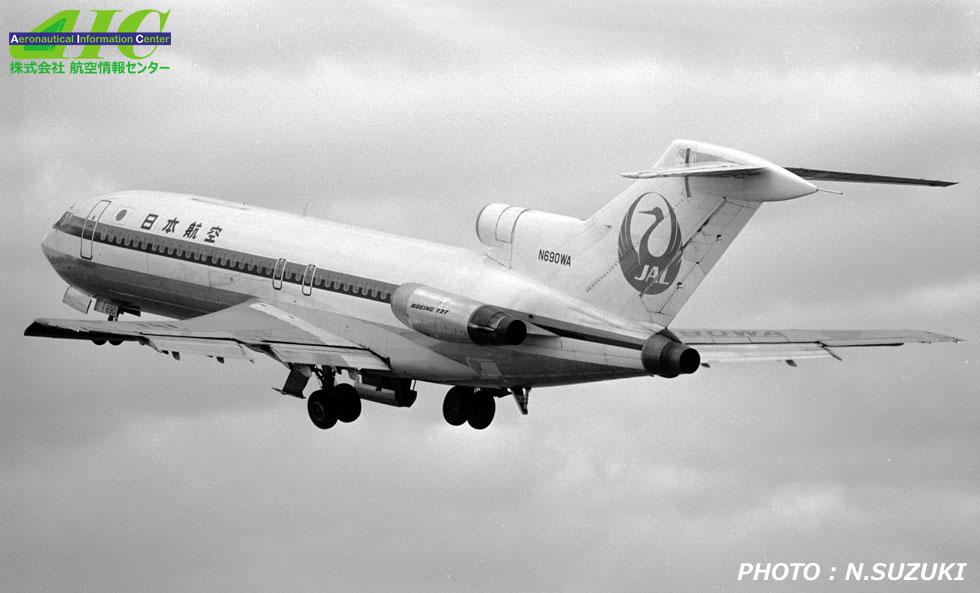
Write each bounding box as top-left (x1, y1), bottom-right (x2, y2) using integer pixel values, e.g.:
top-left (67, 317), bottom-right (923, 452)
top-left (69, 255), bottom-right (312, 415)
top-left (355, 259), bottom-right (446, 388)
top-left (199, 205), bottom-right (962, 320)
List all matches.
top-left (26, 140), bottom-right (958, 430)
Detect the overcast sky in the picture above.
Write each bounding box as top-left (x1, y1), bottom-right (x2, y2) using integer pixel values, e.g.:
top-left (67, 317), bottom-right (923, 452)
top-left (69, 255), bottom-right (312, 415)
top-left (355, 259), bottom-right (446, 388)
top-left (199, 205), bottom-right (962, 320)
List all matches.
top-left (2, 1), bottom-right (978, 591)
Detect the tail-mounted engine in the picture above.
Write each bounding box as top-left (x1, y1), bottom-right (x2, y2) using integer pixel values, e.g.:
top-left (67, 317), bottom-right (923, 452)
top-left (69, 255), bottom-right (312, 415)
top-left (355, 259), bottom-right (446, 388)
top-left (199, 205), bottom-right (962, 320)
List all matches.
top-left (641, 332), bottom-right (701, 378)
top-left (476, 203), bottom-right (585, 267)
top-left (390, 283), bottom-right (527, 346)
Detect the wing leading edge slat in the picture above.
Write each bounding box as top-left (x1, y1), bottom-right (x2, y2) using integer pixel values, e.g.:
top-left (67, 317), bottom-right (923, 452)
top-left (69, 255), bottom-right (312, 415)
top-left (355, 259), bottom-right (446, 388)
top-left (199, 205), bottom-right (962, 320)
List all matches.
top-left (25, 300), bottom-right (391, 371)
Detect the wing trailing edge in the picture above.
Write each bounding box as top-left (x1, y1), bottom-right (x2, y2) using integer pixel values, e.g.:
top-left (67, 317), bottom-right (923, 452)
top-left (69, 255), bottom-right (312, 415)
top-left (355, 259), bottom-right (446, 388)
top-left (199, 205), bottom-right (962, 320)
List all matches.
top-left (671, 328), bottom-right (960, 365)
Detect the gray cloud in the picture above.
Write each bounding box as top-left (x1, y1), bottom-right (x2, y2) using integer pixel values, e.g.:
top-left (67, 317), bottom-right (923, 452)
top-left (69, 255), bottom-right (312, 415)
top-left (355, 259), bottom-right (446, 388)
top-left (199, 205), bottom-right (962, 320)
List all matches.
top-left (2, 1), bottom-right (977, 592)
top-left (456, 0), bottom-right (980, 74)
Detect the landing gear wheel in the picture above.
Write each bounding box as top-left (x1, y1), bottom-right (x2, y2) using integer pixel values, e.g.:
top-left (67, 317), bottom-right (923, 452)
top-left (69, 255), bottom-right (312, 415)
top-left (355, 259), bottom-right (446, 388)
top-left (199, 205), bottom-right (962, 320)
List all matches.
top-left (334, 383), bottom-right (362, 423)
top-left (307, 389), bottom-right (338, 430)
top-left (467, 391), bottom-right (495, 430)
top-left (443, 386), bottom-right (472, 426)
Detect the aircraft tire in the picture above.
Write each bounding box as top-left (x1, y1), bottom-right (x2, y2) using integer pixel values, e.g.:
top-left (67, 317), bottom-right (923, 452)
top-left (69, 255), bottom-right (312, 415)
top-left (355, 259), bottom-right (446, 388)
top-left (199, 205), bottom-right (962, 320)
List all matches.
top-left (443, 386), bottom-right (471, 426)
top-left (307, 389), bottom-right (338, 430)
top-left (334, 383), bottom-right (362, 423)
top-left (467, 391), bottom-right (495, 430)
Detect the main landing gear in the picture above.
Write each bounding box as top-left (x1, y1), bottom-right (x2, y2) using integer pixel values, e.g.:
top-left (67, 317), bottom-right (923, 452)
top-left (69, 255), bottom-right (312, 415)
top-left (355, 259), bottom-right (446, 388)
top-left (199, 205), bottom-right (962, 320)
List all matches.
top-left (304, 368), bottom-right (362, 429)
top-left (443, 386), bottom-right (494, 429)
top-left (307, 383), bottom-right (362, 429)
top-left (442, 386), bottom-right (528, 430)
top-left (300, 368), bottom-right (415, 430)
top-left (288, 366), bottom-right (527, 431)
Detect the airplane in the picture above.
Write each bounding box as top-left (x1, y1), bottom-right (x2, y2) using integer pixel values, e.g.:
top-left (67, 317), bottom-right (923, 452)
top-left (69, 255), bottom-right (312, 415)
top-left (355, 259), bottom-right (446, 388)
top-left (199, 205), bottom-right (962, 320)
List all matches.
top-left (25, 140), bottom-right (959, 430)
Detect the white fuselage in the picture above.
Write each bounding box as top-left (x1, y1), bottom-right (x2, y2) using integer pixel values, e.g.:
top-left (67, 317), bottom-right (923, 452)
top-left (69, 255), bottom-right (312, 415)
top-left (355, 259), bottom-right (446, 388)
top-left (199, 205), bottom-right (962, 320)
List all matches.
top-left (42, 191), bottom-right (655, 387)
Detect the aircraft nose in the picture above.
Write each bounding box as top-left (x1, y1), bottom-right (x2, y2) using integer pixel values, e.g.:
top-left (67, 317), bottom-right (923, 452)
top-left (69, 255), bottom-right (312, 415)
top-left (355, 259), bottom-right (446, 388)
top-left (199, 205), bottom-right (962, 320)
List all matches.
top-left (41, 226), bottom-right (59, 262)
top-left (41, 210), bottom-right (73, 267)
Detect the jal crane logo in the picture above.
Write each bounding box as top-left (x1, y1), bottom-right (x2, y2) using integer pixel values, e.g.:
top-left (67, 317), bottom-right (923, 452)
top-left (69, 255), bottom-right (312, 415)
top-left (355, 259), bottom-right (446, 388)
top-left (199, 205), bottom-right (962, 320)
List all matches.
top-left (617, 192), bottom-right (683, 294)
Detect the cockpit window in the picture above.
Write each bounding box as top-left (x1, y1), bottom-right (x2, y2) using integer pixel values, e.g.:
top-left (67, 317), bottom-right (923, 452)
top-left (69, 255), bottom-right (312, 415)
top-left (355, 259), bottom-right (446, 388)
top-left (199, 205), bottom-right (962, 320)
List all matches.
top-left (56, 211), bottom-right (72, 228)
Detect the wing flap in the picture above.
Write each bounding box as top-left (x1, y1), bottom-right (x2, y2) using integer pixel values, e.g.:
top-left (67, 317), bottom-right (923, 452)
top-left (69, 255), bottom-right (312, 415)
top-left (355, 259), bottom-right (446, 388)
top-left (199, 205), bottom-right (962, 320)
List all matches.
top-left (673, 328), bottom-right (959, 346)
top-left (696, 343), bottom-right (833, 363)
top-left (264, 343), bottom-right (389, 370)
top-left (673, 328), bottom-right (959, 364)
top-left (146, 336), bottom-right (257, 361)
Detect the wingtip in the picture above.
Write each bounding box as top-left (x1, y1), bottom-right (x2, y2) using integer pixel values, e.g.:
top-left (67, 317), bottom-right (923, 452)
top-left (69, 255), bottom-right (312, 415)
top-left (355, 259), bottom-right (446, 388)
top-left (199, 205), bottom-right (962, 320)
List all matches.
top-left (24, 320), bottom-right (53, 337)
top-left (925, 331), bottom-right (963, 343)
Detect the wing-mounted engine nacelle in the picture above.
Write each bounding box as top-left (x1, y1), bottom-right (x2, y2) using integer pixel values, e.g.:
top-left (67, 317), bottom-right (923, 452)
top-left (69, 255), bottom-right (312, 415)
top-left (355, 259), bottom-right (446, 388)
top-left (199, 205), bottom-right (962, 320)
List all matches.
top-left (641, 332), bottom-right (701, 378)
top-left (390, 283), bottom-right (527, 346)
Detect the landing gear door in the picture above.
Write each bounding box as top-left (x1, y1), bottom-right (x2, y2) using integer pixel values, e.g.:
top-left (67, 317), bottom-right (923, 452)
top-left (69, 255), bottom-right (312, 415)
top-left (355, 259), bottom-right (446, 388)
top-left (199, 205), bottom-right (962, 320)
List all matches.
top-left (80, 199), bottom-right (111, 260)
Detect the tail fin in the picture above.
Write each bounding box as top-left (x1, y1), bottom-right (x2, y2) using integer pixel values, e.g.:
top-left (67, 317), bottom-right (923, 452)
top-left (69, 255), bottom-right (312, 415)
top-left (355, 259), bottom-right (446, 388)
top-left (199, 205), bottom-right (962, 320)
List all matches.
top-left (475, 140), bottom-right (946, 326)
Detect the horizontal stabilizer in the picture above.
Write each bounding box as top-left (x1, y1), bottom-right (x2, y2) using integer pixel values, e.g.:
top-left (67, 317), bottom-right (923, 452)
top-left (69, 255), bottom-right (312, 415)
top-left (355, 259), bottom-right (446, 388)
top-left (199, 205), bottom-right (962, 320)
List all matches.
top-left (621, 161), bottom-right (763, 179)
top-left (784, 168), bottom-right (956, 187)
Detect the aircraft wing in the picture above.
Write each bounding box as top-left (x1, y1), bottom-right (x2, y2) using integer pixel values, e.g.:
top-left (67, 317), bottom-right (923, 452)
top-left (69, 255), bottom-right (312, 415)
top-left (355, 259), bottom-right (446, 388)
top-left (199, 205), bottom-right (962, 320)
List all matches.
top-left (671, 328), bottom-right (960, 364)
top-left (24, 300), bottom-right (391, 371)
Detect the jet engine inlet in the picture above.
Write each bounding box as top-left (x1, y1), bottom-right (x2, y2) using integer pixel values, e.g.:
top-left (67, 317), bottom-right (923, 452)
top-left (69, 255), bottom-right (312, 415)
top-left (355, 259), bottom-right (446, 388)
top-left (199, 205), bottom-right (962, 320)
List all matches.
top-left (641, 333), bottom-right (701, 378)
top-left (391, 283), bottom-right (527, 346)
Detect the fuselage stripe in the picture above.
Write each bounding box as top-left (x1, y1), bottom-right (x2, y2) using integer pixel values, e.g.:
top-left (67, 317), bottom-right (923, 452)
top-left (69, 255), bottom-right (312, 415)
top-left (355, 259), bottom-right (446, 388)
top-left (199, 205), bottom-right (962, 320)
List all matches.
top-left (56, 214), bottom-right (398, 304)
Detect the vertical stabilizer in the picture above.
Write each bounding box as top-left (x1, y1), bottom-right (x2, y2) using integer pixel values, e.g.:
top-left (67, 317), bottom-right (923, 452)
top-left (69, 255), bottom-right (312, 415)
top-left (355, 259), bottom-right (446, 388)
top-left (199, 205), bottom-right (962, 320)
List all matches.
top-left (482, 140), bottom-right (818, 326)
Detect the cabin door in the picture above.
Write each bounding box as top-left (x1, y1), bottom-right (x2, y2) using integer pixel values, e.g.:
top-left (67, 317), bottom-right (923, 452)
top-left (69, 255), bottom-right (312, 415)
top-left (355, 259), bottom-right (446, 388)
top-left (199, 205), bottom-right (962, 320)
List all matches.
top-left (80, 200), bottom-right (111, 260)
